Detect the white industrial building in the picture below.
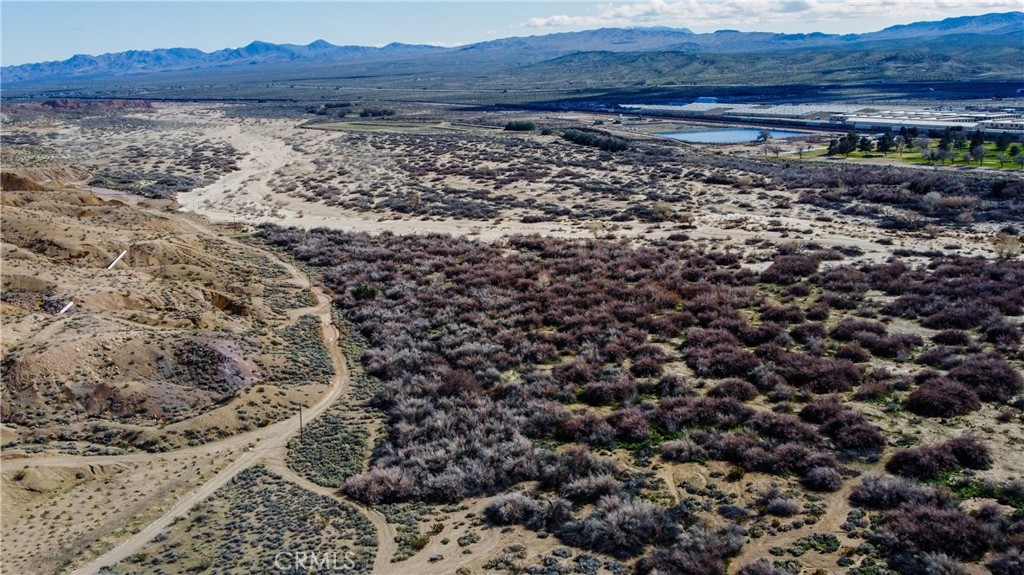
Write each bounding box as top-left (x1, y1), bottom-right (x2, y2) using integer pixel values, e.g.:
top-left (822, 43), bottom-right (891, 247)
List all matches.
top-left (623, 103), bottom-right (1024, 135)
top-left (839, 110), bottom-right (1023, 133)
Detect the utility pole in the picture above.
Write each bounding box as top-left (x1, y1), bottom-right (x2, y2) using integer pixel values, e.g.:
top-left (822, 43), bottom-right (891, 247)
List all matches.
top-left (299, 405), bottom-right (304, 444)
top-left (106, 249), bottom-right (128, 270)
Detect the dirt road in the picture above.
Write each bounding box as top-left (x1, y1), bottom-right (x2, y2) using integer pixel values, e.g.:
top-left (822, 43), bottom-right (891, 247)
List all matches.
top-left (69, 287), bottom-right (349, 574)
top-left (265, 462), bottom-right (400, 573)
top-left (0, 204), bottom-right (395, 575)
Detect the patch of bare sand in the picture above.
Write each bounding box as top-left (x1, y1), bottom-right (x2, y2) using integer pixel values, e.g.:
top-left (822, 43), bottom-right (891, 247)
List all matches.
top-left (166, 104), bottom-right (1004, 268)
top-left (1, 453), bottom-right (230, 575)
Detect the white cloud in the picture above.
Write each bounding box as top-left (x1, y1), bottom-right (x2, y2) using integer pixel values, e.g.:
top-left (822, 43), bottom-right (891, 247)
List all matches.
top-left (521, 0), bottom-right (1020, 31)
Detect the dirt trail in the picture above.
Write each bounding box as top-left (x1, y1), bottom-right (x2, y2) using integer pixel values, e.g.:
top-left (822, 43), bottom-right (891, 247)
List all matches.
top-left (68, 287), bottom-right (344, 574)
top-left (733, 462), bottom-right (886, 570)
top-left (17, 210), bottom-right (397, 575)
top-left (265, 463), bottom-right (399, 574)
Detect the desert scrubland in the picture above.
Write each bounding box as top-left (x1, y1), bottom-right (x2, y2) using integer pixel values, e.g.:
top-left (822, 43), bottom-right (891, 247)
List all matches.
top-left (2, 99), bottom-right (1023, 575)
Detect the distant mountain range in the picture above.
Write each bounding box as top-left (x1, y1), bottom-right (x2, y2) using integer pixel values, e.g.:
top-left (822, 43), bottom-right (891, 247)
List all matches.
top-left (2, 11), bottom-right (1021, 89)
top-left (1, 41), bottom-right (444, 84)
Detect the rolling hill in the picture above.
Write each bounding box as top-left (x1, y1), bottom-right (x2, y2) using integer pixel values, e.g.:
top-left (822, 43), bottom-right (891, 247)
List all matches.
top-left (1, 12), bottom-right (1020, 96)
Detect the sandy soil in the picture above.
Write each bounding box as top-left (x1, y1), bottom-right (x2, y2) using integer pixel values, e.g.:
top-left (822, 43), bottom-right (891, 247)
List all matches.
top-left (166, 104), bottom-right (1005, 267)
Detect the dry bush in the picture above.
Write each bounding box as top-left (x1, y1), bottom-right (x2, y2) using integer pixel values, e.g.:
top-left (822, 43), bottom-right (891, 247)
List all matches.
top-left (848, 475), bottom-right (953, 510)
top-left (873, 505), bottom-right (992, 561)
top-left (707, 379), bottom-right (759, 401)
top-left (556, 495), bottom-right (678, 559)
top-left (660, 438), bottom-right (707, 463)
top-left (947, 355), bottom-right (1023, 403)
top-left (988, 549), bottom-right (1024, 575)
top-left (885, 436), bottom-right (992, 480)
top-left (634, 524), bottom-right (744, 575)
top-left (560, 474), bottom-right (622, 503)
top-left (931, 329), bottom-right (972, 346)
top-left (801, 466), bottom-right (843, 492)
top-left (903, 378), bottom-right (981, 417)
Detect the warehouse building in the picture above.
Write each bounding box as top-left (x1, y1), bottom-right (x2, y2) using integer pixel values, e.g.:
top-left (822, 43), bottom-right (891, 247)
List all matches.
top-left (623, 103), bottom-right (1024, 135)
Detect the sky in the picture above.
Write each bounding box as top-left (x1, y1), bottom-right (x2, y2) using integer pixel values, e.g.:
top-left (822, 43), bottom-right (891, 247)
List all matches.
top-left (2, 0), bottom-right (1020, 66)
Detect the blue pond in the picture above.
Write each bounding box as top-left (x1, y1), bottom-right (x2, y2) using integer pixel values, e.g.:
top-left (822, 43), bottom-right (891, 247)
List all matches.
top-left (661, 128), bottom-right (807, 144)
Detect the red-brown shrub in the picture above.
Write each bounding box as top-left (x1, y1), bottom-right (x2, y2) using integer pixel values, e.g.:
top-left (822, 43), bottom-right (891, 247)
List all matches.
top-left (707, 379), bottom-right (759, 401)
top-left (685, 344), bottom-right (760, 379)
top-left (608, 408), bottom-right (651, 443)
top-left (801, 466), bottom-right (843, 492)
top-left (762, 255), bottom-right (820, 284)
top-left (553, 359), bottom-right (598, 387)
top-left (580, 378), bottom-right (637, 406)
top-left (944, 435), bottom-right (994, 470)
top-left (875, 506), bottom-right (992, 560)
top-left (854, 379), bottom-right (894, 401)
top-left (660, 438), bottom-right (707, 463)
top-left (560, 412), bottom-right (616, 447)
top-left (798, 397), bottom-right (844, 424)
top-left (774, 353), bottom-right (862, 393)
top-left (836, 342), bottom-right (871, 362)
top-left (830, 318), bottom-right (888, 341)
top-left (790, 322), bottom-right (826, 344)
top-left (903, 379), bottom-right (980, 417)
top-left (630, 356), bottom-right (665, 378)
top-left (932, 329), bottom-right (972, 346)
top-left (947, 355), bottom-right (1023, 402)
top-left (760, 305), bottom-right (806, 325)
top-left (745, 411), bottom-right (820, 444)
top-left (849, 475), bottom-right (953, 510)
top-left (885, 437), bottom-right (992, 480)
top-left (819, 409), bottom-right (885, 455)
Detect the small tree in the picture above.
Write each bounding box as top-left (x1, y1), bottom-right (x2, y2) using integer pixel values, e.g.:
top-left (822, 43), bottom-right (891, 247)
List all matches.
top-left (937, 130), bottom-right (953, 151)
top-left (756, 128), bottom-right (773, 156)
top-left (995, 153), bottom-right (1009, 168)
top-left (858, 137), bottom-right (873, 154)
top-left (970, 145), bottom-right (987, 166)
top-left (834, 132), bottom-right (859, 156)
top-left (914, 137), bottom-right (932, 158)
top-left (876, 133), bottom-right (894, 155)
top-left (1016, 153), bottom-right (1024, 170)
top-left (894, 135), bottom-right (907, 157)
top-left (768, 145), bottom-right (783, 158)
top-left (995, 132), bottom-right (1013, 151)
top-left (952, 130), bottom-right (968, 150)
top-left (351, 284), bottom-right (379, 300)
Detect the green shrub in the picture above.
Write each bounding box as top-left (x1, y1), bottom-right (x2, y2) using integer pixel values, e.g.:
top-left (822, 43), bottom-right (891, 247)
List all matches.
top-left (351, 284), bottom-right (379, 301)
top-left (504, 121), bottom-right (536, 132)
top-left (561, 129), bottom-right (628, 152)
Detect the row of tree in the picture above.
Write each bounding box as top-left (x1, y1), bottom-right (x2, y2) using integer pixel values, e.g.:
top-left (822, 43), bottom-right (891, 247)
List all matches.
top-left (824, 130), bottom-right (1022, 167)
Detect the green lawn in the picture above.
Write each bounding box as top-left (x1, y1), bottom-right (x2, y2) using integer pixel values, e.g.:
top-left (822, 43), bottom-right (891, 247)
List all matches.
top-left (900, 141), bottom-right (1022, 169)
top-left (804, 140), bottom-right (1024, 169)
